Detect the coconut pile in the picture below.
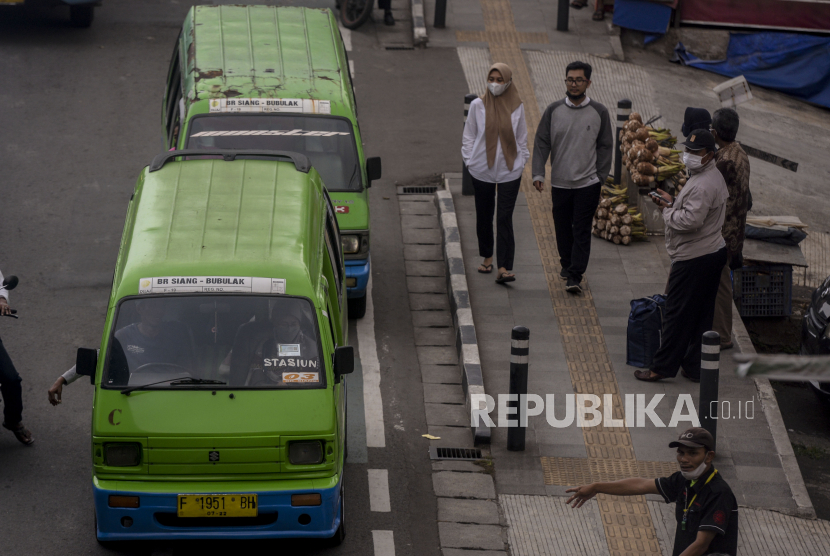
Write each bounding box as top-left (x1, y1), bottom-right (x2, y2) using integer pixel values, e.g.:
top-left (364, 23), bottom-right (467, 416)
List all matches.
top-left (592, 182), bottom-right (645, 246)
top-left (619, 113), bottom-right (686, 192)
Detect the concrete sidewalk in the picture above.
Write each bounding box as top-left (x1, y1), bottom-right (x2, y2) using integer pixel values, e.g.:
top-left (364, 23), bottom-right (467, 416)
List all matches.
top-left (449, 175), bottom-right (830, 554)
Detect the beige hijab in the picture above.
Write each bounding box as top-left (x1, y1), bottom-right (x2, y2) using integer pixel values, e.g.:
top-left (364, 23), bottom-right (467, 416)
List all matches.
top-left (482, 63), bottom-right (523, 171)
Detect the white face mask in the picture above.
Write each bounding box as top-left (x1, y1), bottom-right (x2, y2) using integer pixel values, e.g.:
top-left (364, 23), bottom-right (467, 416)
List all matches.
top-left (683, 152), bottom-right (706, 171)
top-left (487, 81), bottom-right (509, 97)
top-left (680, 459), bottom-right (709, 480)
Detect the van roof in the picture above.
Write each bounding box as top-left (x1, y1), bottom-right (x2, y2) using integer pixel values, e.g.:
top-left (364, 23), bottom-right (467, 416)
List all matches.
top-left (112, 157), bottom-right (326, 303)
top-left (183, 5), bottom-right (353, 115)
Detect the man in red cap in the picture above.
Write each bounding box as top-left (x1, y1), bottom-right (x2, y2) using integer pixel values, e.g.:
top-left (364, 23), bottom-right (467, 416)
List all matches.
top-left (565, 427), bottom-right (738, 556)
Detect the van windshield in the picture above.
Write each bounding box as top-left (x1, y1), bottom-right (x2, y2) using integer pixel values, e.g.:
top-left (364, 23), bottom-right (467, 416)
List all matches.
top-left (103, 296), bottom-right (325, 389)
top-left (186, 115), bottom-right (361, 191)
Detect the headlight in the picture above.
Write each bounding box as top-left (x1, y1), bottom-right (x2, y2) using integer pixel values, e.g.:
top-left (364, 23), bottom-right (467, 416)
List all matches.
top-left (341, 235), bottom-right (360, 254)
top-left (104, 443), bottom-right (141, 467)
top-left (288, 441), bottom-right (323, 465)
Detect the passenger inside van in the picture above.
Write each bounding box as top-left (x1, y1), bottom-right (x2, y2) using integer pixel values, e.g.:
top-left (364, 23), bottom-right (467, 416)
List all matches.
top-left (229, 300), bottom-right (321, 387)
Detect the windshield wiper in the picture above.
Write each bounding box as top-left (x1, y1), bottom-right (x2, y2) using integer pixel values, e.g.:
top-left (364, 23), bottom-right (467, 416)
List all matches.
top-left (170, 378), bottom-right (227, 386)
top-left (121, 377), bottom-right (226, 395)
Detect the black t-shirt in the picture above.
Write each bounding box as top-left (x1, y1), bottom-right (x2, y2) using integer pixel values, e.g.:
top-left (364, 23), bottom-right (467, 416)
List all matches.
top-left (655, 469), bottom-right (738, 556)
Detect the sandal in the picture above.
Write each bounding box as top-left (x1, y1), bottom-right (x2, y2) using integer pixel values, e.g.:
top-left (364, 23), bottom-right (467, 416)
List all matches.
top-left (495, 272), bottom-right (516, 284)
top-left (592, 9), bottom-right (604, 21)
top-left (634, 370), bottom-right (665, 382)
top-left (3, 422), bottom-right (34, 446)
top-left (478, 264), bottom-right (493, 274)
top-left (570, 0), bottom-right (587, 8)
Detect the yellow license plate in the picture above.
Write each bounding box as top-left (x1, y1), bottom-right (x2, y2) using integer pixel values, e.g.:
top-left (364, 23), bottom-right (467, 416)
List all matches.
top-left (177, 494), bottom-right (258, 518)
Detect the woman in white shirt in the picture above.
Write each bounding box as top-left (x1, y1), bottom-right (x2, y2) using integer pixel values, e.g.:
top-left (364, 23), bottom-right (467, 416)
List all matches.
top-left (462, 63), bottom-right (530, 284)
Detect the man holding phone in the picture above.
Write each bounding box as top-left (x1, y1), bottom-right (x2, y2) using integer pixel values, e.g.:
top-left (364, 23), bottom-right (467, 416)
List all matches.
top-left (634, 130), bottom-right (728, 383)
top-left (0, 268), bottom-right (34, 445)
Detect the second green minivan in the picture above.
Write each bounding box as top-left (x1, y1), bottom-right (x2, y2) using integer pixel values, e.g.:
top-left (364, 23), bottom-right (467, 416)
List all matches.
top-left (161, 5), bottom-right (379, 318)
top-left (77, 150), bottom-right (353, 543)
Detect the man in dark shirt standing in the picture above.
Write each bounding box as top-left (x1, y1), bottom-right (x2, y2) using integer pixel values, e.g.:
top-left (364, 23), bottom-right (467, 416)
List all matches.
top-left (710, 108), bottom-right (750, 350)
top-left (565, 428), bottom-right (738, 556)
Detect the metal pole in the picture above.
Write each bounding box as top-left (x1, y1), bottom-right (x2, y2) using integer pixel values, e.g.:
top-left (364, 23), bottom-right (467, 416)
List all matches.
top-left (614, 99), bottom-right (632, 185)
top-left (507, 326), bottom-right (530, 451)
top-left (556, 0), bottom-right (569, 32)
top-left (434, 0), bottom-right (447, 28)
top-left (699, 331), bottom-right (720, 450)
top-left (462, 93), bottom-right (478, 196)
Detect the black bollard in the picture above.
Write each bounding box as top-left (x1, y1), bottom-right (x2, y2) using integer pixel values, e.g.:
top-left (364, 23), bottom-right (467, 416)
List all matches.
top-left (556, 0), bottom-right (569, 31)
top-left (434, 0), bottom-right (447, 28)
top-left (614, 99), bottom-right (632, 185)
top-left (699, 331), bottom-right (720, 451)
top-left (507, 326), bottom-right (530, 451)
top-left (462, 93), bottom-right (478, 196)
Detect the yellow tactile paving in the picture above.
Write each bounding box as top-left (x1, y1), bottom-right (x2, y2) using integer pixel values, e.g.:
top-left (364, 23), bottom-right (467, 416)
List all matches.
top-left (459, 1), bottom-right (664, 553)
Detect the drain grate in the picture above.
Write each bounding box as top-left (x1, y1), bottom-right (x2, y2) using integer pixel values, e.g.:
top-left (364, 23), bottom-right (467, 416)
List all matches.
top-left (397, 185), bottom-right (440, 195)
top-left (385, 46), bottom-right (415, 51)
top-left (429, 446), bottom-right (483, 461)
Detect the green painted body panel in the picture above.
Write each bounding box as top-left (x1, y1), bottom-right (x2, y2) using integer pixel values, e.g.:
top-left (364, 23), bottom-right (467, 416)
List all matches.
top-left (94, 157), bottom-right (347, 484)
top-left (112, 159), bottom-right (325, 304)
top-left (167, 5), bottom-right (369, 236)
top-left (94, 475), bottom-right (340, 493)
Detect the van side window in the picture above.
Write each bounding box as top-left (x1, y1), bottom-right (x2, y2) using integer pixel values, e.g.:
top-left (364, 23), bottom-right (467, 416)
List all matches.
top-left (324, 214), bottom-right (343, 305)
top-left (164, 39), bottom-right (182, 149)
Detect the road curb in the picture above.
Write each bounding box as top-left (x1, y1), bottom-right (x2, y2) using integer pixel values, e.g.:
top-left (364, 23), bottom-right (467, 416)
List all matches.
top-left (411, 0), bottom-right (428, 47)
top-left (731, 300), bottom-right (816, 519)
top-left (435, 182), bottom-right (490, 445)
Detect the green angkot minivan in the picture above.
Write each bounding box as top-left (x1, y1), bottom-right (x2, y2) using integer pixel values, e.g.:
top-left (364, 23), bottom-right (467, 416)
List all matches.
top-left (76, 150), bottom-right (353, 543)
top-left (162, 5), bottom-right (379, 318)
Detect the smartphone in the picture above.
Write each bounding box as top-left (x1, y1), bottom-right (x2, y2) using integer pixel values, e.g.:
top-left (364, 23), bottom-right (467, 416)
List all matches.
top-left (649, 191), bottom-right (663, 200)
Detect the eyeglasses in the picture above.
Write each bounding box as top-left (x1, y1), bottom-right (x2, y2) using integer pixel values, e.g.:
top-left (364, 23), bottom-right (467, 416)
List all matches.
top-left (565, 78), bottom-right (587, 85)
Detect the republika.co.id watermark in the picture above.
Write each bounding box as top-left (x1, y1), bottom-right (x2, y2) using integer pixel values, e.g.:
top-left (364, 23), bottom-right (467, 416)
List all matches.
top-left (470, 393), bottom-right (755, 428)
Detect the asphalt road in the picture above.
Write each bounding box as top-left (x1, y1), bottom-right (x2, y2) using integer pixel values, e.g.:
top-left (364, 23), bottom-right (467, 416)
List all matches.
top-left (0, 2), bottom-right (466, 554)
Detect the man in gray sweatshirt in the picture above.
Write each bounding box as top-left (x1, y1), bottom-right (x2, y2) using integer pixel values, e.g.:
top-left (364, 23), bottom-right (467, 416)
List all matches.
top-left (532, 61), bottom-right (613, 294)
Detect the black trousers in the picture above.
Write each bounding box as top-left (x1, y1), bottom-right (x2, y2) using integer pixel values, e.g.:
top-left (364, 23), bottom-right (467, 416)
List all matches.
top-left (378, 0), bottom-right (391, 10)
top-left (652, 247), bottom-right (727, 379)
top-left (472, 176), bottom-right (522, 271)
top-left (0, 336), bottom-right (23, 426)
top-left (551, 183), bottom-right (602, 281)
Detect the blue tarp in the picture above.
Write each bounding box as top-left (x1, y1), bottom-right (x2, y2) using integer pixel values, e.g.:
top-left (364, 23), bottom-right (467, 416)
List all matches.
top-left (613, 0), bottom-right (673, 36)
top-left (673, 32), bottom-right (830, 109)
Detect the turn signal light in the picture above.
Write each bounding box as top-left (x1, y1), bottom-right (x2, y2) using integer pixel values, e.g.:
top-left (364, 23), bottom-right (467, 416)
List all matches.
top-left (291, 493), bottom-right (322, 507)
top-left (108, 495), bottom-right (140, 508)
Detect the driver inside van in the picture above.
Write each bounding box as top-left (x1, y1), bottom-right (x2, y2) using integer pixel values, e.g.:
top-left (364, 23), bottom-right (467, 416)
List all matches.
top-left (113, 298), bottom-right (195, 374)
top-left (229, 302), bottom-right (320, 387)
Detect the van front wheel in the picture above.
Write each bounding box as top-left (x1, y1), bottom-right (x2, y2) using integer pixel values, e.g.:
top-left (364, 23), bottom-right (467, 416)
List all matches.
top-left (327, 483), bottom-right (345, 546)
top-left (70, 5), bottom-right (94, 27)
top-left (348, 295), bottom-right (366, 319)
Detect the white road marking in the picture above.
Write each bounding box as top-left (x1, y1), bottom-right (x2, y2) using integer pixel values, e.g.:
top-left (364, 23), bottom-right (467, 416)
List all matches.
top-left (349, 60), bottom-right (355, 79)
top-left (358, 275), bottom-right (386, 447)
top-left (339, 24), bottom-right (352, 51)
top-left (368, 469), bottom-right (391, 512)
top-left (372, 530), bottom-right (396, 556)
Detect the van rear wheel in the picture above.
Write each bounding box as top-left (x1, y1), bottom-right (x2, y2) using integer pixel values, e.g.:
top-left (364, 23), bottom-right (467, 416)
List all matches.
top-left (348, 295), bottom-right (366, 319)
top-left (69, 5), bottom-right (94, 28)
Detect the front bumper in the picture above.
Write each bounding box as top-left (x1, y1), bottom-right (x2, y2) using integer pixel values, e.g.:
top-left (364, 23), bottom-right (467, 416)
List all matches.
top-left (94, 477), bottom-right (341, 541)
top-left (345, 257), bottom-right (369, 299)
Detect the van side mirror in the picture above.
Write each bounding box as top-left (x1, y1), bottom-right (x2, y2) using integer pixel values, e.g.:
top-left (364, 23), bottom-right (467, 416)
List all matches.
top-left (365, 157), bottom-right (382, 187)
top-left (333, 346), bottom-right (354, 381)
top-left (76, 348), bottom-right (98, 384)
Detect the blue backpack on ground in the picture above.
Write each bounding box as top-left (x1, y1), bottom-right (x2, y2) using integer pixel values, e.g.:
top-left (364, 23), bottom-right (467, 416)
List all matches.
top-left (626, 294), bottom-right (667, 368)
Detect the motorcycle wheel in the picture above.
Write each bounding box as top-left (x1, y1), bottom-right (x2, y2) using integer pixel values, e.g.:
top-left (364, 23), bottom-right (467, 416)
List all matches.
top-left (341, 0), bottom-right (374, 30)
